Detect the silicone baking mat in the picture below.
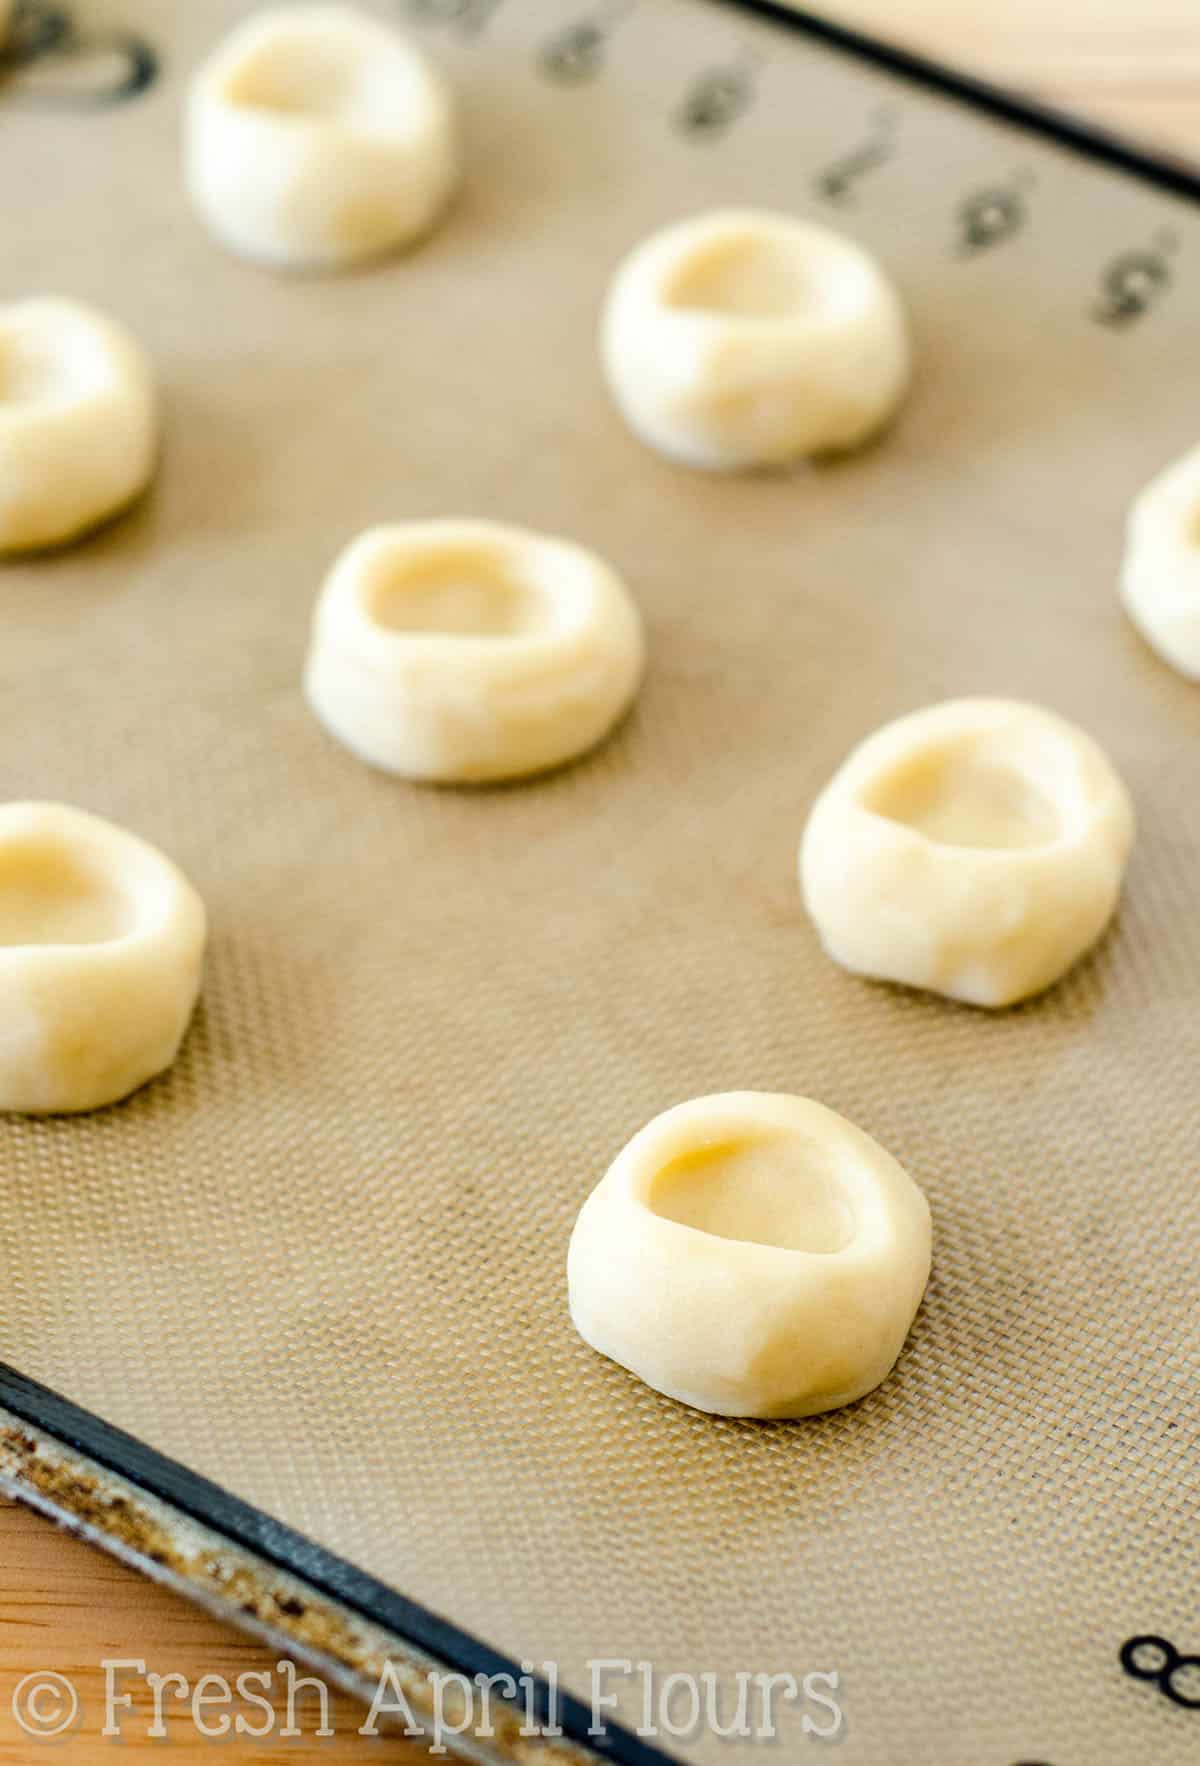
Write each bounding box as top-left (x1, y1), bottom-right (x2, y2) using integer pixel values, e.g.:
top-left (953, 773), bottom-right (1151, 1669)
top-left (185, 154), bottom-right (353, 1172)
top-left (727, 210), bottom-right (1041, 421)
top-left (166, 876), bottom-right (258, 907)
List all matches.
top-left (1, 2), bottom-right (1199, 1761)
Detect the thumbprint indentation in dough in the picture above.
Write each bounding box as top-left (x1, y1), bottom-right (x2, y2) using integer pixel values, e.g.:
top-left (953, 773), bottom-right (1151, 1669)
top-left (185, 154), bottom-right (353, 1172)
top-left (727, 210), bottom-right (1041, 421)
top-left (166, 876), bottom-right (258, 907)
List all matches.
top-left (225, 35), bottom-right (357, 116)
top-left (649, 1135), bottom-right (855, 1254)
top-left (662, 231), bottom-right (811, 319)
top-left (0, 320), bottom-right (98, 409)
top-left (0, 837), bottom-right (137, 947)
top-left (223, 25), bottom-right (423, 125)
top-left (367, 544), bottom-right (552, 639)
top-left (862, 745), bottom-right (1062, 851)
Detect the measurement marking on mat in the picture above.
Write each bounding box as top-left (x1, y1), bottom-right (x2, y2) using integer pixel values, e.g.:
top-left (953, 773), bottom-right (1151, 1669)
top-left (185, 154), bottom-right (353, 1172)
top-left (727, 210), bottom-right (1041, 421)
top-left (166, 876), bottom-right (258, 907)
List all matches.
top-left (1121, 1633), bottom-right (1200, 1709)
top-left (815, 105), bottom-right (898, 203)
top-left (538, 3), bottom-right (634, 85)
top-left (0, 0), bottom-right (157, 106)
top-left (404, 0), bottom-right (505, 35)
top-left (675, 47), bottom-right (761, 139)
top-left (954, 170), bottom-right (1034, 256)
top-left (1091, 231), bottom-right (1177, 327)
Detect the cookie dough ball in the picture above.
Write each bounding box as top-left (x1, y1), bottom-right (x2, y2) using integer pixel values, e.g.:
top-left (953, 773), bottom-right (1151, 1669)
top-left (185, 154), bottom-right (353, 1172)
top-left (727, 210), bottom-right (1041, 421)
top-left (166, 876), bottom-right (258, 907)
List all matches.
top-left (800, 699), bottom-right (1134, 1009)
top-left (0, 297), bottom-right (157, 555)
top-left (304, 520), bottom-right (645, 782)
top-left (600, 208), bottom-right (910, 470)
top-left (568, 1091), bottom-right (931, 1418)
top-left (0, 804), bottom-right (206, 1113)
top-left (1121, 442), bottom-right (1200, 680)
top-left (185, 4), bottom-right (458, 271)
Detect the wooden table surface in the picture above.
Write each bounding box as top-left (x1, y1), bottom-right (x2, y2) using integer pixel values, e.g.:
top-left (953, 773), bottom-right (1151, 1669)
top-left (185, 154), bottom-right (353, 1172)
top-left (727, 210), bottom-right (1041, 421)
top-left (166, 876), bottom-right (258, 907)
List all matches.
top-left (830, 0), bottom-right (1200, 157)
top-left (2, 3), bottom-right (1195, 1761)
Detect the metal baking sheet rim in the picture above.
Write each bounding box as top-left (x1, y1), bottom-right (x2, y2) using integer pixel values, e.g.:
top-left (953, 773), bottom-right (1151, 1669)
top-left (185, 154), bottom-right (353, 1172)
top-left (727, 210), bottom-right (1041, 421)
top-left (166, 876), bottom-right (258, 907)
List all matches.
top-left (3, 4), bottom-right (1199, 1763)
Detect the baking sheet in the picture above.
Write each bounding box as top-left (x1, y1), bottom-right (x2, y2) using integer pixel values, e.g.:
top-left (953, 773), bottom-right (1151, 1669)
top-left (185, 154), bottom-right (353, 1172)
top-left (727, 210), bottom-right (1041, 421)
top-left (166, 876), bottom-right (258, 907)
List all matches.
top-left (2, 1), bottom-right (1200, 1760)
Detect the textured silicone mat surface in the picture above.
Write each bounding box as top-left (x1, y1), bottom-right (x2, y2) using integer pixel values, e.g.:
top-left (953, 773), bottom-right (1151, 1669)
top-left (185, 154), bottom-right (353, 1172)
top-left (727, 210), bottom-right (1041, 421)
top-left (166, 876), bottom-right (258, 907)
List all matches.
top-left (2, 2), bottom-right (1199, 1760)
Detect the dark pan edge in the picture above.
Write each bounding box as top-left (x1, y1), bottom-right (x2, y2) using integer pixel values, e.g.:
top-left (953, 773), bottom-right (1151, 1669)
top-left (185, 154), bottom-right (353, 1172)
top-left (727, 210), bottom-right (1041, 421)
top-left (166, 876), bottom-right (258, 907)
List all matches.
top-left (717, 0), bottom-right (1200, 203)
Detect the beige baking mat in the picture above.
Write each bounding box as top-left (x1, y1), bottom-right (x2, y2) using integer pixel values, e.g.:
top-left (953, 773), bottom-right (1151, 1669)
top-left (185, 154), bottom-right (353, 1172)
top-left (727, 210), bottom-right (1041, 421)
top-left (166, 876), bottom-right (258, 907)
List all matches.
top-left (2, 1), bottom-right (1199, 1760)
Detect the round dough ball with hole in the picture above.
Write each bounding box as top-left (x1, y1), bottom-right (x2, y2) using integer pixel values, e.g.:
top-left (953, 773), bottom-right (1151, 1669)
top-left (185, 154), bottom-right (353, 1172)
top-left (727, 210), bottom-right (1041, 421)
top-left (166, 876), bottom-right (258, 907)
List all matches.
top-left (0, 803), bottom-right (206, 1113)
top-left (800, 699), bottom-right (1134, 1009)
top-left (185, 4), bottom-right (458, 270)
top-left (568, 1092), bottom-right (931, 1419)
top-left (1121, 441), bottom-right (1200, 680)
top-left (304, 520), bottom-right (645, 782)
top-left (601, 208), bottom-right (910, 470)
top-left (0, 298), bottom-right (157, 554)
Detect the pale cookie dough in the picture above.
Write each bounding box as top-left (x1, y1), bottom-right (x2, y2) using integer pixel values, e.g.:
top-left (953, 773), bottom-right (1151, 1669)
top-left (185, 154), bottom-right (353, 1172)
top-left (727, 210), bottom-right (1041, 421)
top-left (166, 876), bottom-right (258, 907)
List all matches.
top-left (304, 520), bottom-right (645, 782)
top-left (600, 208), bottom-right (910, 470)
top-left (185, 4), bottom-right (458, 271)
top-left (1121, 442), bottom-right (1200, 680)
top-left (800, 699), bottom-right (1134, 1009)
top-left (568, 1091), bottom-right (931, 1419)
top-left (0, 297), bottom-right (157, 555)
top-left (0, 804), bottom-right (206, 1113)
